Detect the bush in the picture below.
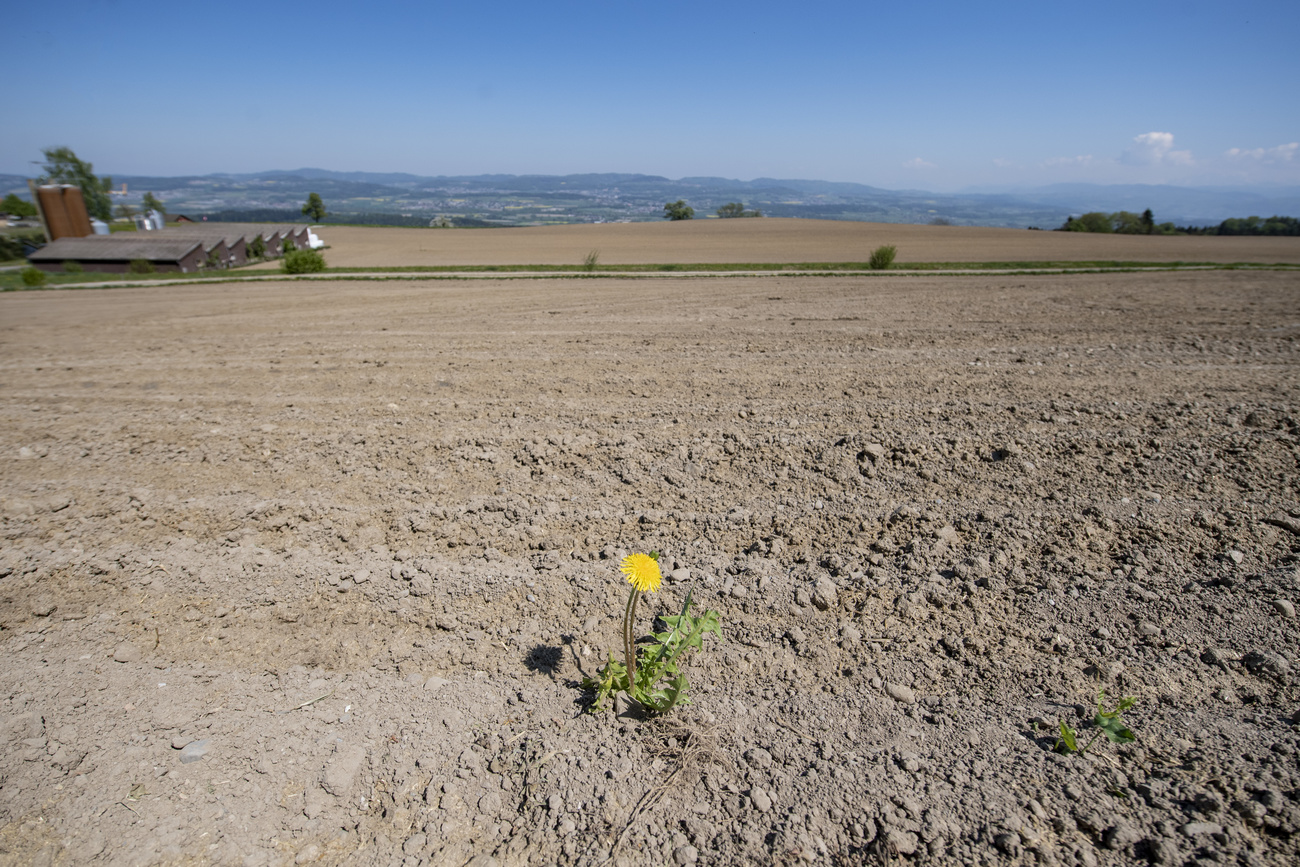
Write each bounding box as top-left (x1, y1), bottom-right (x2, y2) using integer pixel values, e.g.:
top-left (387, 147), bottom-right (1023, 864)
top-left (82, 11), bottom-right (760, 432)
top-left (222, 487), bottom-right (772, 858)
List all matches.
top-left (20, 267), bottom-right (46, 287)
top-left (128, 259), bottom-right (155, 274)
top-left (62, 260), bottom-right (83, 273)
top-left (583, 250), bottom-right (599, 271)
top-left (868, 245), bottom-right (897, 270)
top-left (282, 249), bottom-right (326, 274)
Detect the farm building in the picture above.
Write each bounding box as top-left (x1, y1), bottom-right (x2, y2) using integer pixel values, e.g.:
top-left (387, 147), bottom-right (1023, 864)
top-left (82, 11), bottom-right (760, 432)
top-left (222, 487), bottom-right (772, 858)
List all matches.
top-left (28, 236), bottom-right (206, 274)
top-left (26, 223), bottom-right (319, 272)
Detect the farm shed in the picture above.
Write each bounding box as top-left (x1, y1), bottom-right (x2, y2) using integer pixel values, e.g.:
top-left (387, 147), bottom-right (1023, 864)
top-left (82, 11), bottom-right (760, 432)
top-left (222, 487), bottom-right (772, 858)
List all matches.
top-left (29, 235), bottom-right (206, 273)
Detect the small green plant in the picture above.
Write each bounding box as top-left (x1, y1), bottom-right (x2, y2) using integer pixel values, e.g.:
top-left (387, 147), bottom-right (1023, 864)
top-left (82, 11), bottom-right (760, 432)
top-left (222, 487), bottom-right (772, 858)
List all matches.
top-left (128, 259), bottom-right (155, 274)
top-left (868, 245), bottom-right (897, 270)
top-left (20, 266), bottom-right (46, 287)
top-left (61, 260), bottom-right (83, 274)
top-left (584, 552), bottom-right (721, 714)
top-left (583, 250), bottom-right (600, 272)
top-left (1056, 689), bottom-right (1137, 756)
top-left (248, 236), bottom-right (267, 259)
top-left (282, 249), bottom-right (326, 274)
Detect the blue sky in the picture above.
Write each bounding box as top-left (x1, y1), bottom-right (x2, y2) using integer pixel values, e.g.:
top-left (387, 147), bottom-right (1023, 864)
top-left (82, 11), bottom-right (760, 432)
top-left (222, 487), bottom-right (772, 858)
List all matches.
top-left (6, 1), bottom-right (1298, 191)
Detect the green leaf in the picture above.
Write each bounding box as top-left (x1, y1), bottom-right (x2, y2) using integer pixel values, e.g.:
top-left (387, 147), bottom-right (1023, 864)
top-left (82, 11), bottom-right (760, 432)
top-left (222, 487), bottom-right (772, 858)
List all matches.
top-left (1056, 719), bottom-right (1078, 753)
top-left (1094, 713), bottom-right (1136, 744)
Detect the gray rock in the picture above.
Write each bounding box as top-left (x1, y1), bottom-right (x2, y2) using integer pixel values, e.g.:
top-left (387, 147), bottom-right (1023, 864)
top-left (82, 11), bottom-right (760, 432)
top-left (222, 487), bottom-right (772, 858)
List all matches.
top-left (424, 676), bottom-right (451, 692)
top-left (673, 844), bottom-right (699, 865)
top-left (171, 736), bottom-right (190, 750)
top-left (322, 745), bottom-right (366, 796)
top-left (840, 622), bottom-right (861, 644)
top-left (885, 683), bottom-right (916, 705)
top-left (812, 576), bottom-right (838, 611)
top-left (1102, 822), bottom-right (1141, 849)
top-left (112, 643), bottom-right (142, 664)
top-left (884, 829), bottom-right (918, 855)
top-left (993, 833), bottom-right (1021, 856)
top-left (179, 739), bottom-right (210, 764)
top-left (669, 568), bottom-right (691, 584)
top-left (402, 834), bottom-right (427, 856)
top-left (1227, 549), bottom-right (1244, 564)
top-left (786, 626), bottom-right (807, 646)
top-left (1242, 649), bottom-right (1290, 678)
top-left (1272, 598), bottom-right (1296, 618)
top-left (750, 788), bottom-right (772, 813)
top-left (548, 793), bottom-right (564, 812)
top-left (744, 747), bottom-right (773, 769)
top-left (1180, 822), bottom-right (1222, 837)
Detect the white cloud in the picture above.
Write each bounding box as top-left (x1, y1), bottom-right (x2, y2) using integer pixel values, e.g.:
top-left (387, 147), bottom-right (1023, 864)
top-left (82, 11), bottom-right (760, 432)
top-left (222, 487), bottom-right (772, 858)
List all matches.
top-left (1043, 155), bottom-right (1094, 167)
top-left (1121, 131), bottom-right (1193, 167)
top-left (1225, 142), bottom-right (1299, 163)
top-left (902, 157), bottom-right (935, 169)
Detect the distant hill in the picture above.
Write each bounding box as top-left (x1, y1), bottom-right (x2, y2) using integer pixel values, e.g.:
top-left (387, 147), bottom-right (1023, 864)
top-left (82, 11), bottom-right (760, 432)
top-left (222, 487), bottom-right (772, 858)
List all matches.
top-left (4, 170), bottom-right (1296, 228)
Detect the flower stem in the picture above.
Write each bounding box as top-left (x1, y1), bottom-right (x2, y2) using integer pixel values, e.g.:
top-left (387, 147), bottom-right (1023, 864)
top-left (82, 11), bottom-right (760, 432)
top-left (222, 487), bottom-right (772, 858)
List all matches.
top-left (622, 588), bottom-right (640, 694)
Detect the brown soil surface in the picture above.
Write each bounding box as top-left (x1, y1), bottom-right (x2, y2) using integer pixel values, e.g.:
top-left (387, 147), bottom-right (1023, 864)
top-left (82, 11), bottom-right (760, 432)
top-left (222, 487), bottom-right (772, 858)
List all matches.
top-left (1, 262), bottom-right (1299, 867)
top-left (308, 219), bottom-right (1300, 267)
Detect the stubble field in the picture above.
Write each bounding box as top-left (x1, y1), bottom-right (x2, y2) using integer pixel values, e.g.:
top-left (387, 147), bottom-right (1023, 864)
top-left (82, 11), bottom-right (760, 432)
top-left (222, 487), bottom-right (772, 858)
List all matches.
top-left (2, 221), bottom-right (1299, 867)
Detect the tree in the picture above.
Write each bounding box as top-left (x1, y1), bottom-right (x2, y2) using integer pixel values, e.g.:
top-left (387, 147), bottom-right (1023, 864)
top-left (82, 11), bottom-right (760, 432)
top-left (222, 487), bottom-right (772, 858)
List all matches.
top-left (142, 191), bottom-right (166, 214)
top-left (663, 200), bottom-right (694, 221)
top-left (1, 193), bottom-right (38, 218)
top-left (1141, 208), bottom-right (1154, 235)
top-left (37, 147), bottom-right (113, 221)
top-left (301, 192), bottom-right (328, 222)
top-left (716, 202), bottom-right (762, 218)
top-left (1060, 212), bottom-right (1112, 233)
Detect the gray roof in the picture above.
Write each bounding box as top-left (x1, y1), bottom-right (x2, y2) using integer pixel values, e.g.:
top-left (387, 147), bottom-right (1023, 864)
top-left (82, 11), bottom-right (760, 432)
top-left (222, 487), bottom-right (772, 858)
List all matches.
top-left (29, 235), bottom-right (203, 263)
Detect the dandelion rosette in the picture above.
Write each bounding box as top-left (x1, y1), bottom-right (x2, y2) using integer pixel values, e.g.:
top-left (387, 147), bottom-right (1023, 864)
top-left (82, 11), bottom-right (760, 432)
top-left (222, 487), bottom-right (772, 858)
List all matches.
top-left (620, 553), bottom-right (662, 593)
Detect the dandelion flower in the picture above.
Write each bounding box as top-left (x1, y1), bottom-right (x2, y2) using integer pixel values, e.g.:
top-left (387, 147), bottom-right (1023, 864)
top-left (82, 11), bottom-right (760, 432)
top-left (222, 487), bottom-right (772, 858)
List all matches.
top-left (620, 553), bottom-right (662, 593)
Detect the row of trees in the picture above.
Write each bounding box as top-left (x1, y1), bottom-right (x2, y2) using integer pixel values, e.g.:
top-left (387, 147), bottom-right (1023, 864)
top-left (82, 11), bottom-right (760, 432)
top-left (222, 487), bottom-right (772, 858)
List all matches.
top-left (1057, 209), bottom-right (1178, 235)
top-left (1059, 208), bottom-right (1299, 236)
top-left (663, 200), bottom-right (763, 221)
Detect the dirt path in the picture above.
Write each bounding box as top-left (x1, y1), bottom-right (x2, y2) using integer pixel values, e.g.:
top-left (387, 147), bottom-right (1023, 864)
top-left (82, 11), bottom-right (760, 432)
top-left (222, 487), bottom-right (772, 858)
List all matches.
top-left (1, 270), bottom-right (1298, 866)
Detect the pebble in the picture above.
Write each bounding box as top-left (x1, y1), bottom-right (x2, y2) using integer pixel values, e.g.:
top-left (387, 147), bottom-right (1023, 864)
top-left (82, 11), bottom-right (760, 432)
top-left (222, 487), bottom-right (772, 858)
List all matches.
top-left (113, 643), bottom-right (142, 664)
top-left (294, 844), bottom-right (320, 865)
top-left (750, 788), bottom-right (772, 812)
top-left (669, 568), bottom-right (691, 584)
top-left (811, 577), bottom-right (838, 611)
top-left (1180, 822), bottom-right (1222, 837)
top-left (352, 569), bottom-right (370, 584)
top-left (322, 745), bottom-right (366, 796)
top-left (786, 626), bottom-right (807, 646)
top-left (1227, 550), bottom-right (1244, 565)
top-left (424, 676), bottom-right (451, 692)
top-left (171, 737), bottom-right (190, 750)
top-left (548, 793), bottom-right (564, 812)
top-left (1272, 599), bottom-right (1296, 618)
top-left (840, 622), bottom-right (861, 644)
top-left (179, 739), bottom-right (210, 764)
top-left (1242, 649), bottom-right (1290, 678)
top-left (885, 683), bottom-right (916, 705)
top-left (673, 844), bottom-right (699, 865)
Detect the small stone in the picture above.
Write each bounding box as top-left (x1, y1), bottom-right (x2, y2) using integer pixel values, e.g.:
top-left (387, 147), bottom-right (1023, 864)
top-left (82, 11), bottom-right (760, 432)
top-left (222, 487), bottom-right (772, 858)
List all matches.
top-left (402, 834), bottom-right (427, 856)
top-left (179, 739), bottom-right (210, 764)
top-left (885, 683), bottom-right (916, 705)
top-left (295, 844), bottom-right (320, 865)
top-left (30, 601), bottom-right (56, 618)
top-left (1272, 599), bottom-right (1296, 618)
top-left (673, 844), bottom-right (699, 865)
top-left (744, 747), bottom-right (774, 769)
top-left (1242, 649), bottom-right (1290, 678)
top-left (1102, 823), bottom-right (1141, 850)
top-left (884, 829), bottom-right (918, 855)
top-left (750, 788), bottom-right (772, 813)
top-left (840, 622), bottom-right (861, 644)
top-left (669, 568), bottom-right (691, 584)
top-left (557, 819), bottom-right (576, 834)
top-left (424, 676), bottom-right (451, 692)
top-left (171, 737), bottom-right (190, 750)
top-left (811, 576), bottom-right (838, 611)
top-left (113, 644), bottom-right (142, 664)
top-left (1227, 550), bottom-right (1244, 565)
top-left (548, 793), bottom-right (564, 813)
top-left (1180, 822), bottom-right (1222, 837)
top-left (352, 569), bottom-right (370, 584)
top-left (993, 833), bottom-right (1021, 856)
top-left (786, 626), bottom-right (807, 645)
top-left (1137, 622), bottom-right (1160, 637)
top-left (322, 745), bottom-right (366, 796)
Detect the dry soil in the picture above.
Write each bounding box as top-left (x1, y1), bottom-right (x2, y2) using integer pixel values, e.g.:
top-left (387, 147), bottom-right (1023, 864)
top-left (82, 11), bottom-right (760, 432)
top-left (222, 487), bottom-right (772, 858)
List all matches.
top-left (1, 228), bottom-right (1299, 867)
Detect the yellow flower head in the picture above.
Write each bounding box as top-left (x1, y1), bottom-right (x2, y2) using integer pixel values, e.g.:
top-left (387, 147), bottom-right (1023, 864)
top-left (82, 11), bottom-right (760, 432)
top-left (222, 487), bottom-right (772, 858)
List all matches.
top-left (620, 553), bottom-right (662, 593)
